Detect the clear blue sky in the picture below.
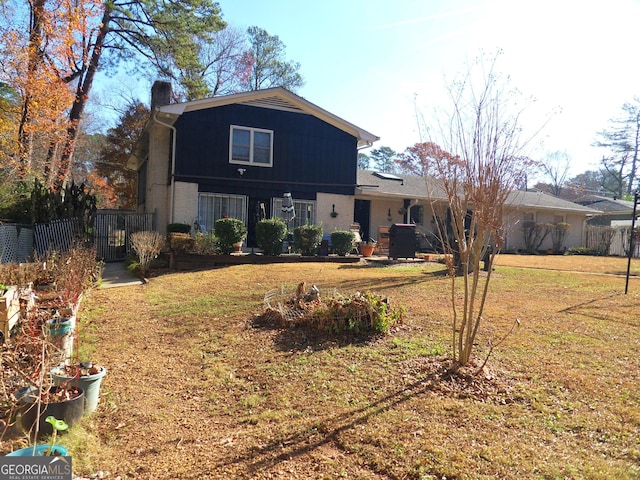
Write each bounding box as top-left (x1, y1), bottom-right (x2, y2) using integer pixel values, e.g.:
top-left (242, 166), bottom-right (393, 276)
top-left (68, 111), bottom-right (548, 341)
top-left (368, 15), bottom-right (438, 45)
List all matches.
top-left (216, 0), bottom-right (640, 177)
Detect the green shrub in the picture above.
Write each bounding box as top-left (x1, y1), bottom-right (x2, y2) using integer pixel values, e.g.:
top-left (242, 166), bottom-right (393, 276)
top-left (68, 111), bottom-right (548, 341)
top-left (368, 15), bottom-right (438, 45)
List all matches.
top-left (293, 224), bottom-right (323, 256)
top-left (167, 223), bottom-right (191, 234)
top-left (326, 292), bottom-right (404, 334)
top-left (193, 232), bottom-right (217, 255)
top-left (214, 218), bottom-right (247, 255)
top-left (331, 230), bottom-right (355, 256)
top-left (256, 218), bottom-right (287, 256)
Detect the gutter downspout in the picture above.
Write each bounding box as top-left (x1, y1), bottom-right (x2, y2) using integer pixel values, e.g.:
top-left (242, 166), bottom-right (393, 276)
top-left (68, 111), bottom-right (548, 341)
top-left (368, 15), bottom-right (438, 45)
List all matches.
top-left (152, 110), bottom-right (177, 224)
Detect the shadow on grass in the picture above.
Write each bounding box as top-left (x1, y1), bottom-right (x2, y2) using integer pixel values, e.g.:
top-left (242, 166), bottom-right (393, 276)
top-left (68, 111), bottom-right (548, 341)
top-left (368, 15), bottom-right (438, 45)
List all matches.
top-left (216, 374), bottom-right (434, 478)
top-left (328, 266), bottom-right (449, 294)
top-left (559, 293), bottom-right (640, 328)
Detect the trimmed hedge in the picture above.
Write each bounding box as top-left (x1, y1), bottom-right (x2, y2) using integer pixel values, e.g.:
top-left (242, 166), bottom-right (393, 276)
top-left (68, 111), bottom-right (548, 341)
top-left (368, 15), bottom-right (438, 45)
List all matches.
top-left (214, 218), bottom-right (247, 255)
top-left (331, 230), bottom-right (355, 256)
top-left (293, 224), bottom-right (323, 256)
top-left (256, 218), bottom-right (287, 256)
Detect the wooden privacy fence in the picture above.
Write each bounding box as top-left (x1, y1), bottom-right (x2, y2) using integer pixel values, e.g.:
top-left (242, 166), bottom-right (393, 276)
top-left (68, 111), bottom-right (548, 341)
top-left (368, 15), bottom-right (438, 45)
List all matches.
top-left (585, 225), bottom-right (640, 257)
top-left (0, 212), bottom-right (154, 263)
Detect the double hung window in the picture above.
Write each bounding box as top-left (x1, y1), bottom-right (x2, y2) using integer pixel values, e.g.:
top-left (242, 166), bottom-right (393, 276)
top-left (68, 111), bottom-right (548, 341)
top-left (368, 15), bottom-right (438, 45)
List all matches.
top-left (272, 198), bottom-right (316, 229)
top-left (230, 126), bottom-right (273, 166)
top-left (198, 193), bottom-right (247, 232)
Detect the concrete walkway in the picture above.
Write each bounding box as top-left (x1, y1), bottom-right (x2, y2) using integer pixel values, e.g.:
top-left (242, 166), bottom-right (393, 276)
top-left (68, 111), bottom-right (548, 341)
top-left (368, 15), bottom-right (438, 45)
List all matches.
top-left (99, 262), bottom-right (143, 289)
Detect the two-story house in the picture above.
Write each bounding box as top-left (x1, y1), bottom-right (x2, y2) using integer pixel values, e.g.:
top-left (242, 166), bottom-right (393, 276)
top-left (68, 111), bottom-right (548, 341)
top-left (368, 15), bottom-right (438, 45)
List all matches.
top-left (128, 82), bottom-right (379, 247)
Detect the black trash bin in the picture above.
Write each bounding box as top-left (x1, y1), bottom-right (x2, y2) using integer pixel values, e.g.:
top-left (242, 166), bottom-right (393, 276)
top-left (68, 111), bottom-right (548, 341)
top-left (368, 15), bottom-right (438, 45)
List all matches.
top-left (388, 224), bottom-right (416, 259)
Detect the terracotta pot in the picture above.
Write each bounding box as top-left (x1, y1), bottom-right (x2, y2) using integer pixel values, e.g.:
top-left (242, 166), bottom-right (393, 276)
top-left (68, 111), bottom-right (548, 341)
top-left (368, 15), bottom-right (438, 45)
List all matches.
top-left (360, 245), bottom-right (375, 257)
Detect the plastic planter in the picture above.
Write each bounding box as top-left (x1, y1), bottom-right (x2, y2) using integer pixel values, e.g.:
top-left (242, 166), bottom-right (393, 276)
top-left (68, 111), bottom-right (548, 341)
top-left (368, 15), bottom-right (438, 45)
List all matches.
top-left (6, 445), bottom-right (68, 456)
top-left (51, 366), bottom-right (107, 414)
top-left (19, 386), bottom-right (85, 439)
top-left (47, 317), bottom-right (74, 336)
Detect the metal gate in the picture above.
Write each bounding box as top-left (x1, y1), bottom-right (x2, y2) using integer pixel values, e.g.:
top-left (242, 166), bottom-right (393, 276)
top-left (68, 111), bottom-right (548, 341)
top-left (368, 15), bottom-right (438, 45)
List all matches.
top-left (94, 211), bottom-right (154, 261)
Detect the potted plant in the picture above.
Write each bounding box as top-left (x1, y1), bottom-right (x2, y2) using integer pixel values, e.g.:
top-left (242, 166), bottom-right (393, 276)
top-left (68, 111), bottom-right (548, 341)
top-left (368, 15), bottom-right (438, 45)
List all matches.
top-left (214, 218), bottom-right (247, 255)
top-left (46, 309), bottom-right (75, 364)
top-left (360, 242), bottom-right (376, 257)
top-left (17, 385), bottom-right (84, 439)
top-left (6, 417), bottom-right (68, 457)
top-left (51, 362), bottom-right (107, 414)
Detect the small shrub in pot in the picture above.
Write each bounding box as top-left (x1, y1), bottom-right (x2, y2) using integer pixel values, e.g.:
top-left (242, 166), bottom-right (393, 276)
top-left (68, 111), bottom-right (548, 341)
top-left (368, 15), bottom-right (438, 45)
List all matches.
top-left (331, 230), bottom-right (355, 256)
top-left (214, 218), bottom-right (247, 254)
top-left (256, 218), bottom-right (287, 256)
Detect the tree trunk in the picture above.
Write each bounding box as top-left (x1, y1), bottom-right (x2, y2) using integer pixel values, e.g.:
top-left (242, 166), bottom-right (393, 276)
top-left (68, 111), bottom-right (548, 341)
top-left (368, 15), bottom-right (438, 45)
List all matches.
top-left (17, 0), bottom-right (46, 178)
top-left (52, 5), bottom-right (112, 192)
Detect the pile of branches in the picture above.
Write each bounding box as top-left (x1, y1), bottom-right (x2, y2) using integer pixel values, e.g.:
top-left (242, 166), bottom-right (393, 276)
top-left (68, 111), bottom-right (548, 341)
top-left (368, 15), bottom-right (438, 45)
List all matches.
top-left (262, 282), bottom-right (403, 334)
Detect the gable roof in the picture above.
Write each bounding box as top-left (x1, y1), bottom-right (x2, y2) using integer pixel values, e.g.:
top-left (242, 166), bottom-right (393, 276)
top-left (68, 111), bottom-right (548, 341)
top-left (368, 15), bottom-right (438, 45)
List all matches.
top-left (153, 87), bottom-right (379, 149)
top-left (356, 170), bottom-right (600, 215)
top-left (357, 170), bottom-right (447, 200)
top-left (573, 194), bottom-right (635, 214)
top-left (506, 190), bottom-right (599, 214)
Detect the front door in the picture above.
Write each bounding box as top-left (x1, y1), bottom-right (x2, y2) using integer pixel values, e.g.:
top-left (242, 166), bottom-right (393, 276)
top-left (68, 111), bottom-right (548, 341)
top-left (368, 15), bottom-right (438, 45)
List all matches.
top-left (247, 198), bottom-right (269, 248)
top-left (354, 199), bottom-right (371, 243)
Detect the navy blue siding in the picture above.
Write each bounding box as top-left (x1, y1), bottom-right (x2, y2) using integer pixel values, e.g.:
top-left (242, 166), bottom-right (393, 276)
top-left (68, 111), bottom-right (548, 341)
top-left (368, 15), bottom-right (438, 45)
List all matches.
top-left (173, 104), bottom-right (358, 200)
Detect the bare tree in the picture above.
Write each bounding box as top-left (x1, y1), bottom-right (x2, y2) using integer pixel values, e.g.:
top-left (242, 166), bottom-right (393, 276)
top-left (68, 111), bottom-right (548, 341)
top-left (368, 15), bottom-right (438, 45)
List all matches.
top-left (542, 150), bottom-right (571, 196)
top-left (419, 54), bottom-right (542, 370)
top-left (201, 27), bottom-right (254, 97)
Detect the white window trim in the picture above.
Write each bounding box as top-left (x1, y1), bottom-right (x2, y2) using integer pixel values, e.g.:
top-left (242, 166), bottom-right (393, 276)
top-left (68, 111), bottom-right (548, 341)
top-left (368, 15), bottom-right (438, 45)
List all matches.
top-left (272, 198), bottom-right (316, 228)
top-left (198, 193), bottom-right (248, 233)
top-left (229, 125), bottom-right (274, 167)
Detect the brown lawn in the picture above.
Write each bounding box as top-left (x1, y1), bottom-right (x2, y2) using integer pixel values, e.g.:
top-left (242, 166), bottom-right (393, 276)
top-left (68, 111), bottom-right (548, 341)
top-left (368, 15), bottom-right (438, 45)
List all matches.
top-left (6, 255), bottom-right (640, 479)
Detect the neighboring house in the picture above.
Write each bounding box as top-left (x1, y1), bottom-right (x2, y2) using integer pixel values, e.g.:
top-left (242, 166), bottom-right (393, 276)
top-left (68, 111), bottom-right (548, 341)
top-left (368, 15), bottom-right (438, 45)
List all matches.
top-left (128, 83), bottom-right (379, 246)
top-left (573, 194), bottom-right (638, 256)
top-left (356, 170), bottom-right (600, 252)
top-left (573, 194), bottom-right (635, 226)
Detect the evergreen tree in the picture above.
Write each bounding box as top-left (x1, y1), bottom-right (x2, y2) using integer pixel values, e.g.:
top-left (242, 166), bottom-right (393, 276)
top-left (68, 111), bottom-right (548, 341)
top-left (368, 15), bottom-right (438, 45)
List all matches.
top-left (369, 146), bottom-right (398, 173)
top-left (245, 27), bottom-right (304, 92)
top-left (357, 152), bottom-right (370, 170)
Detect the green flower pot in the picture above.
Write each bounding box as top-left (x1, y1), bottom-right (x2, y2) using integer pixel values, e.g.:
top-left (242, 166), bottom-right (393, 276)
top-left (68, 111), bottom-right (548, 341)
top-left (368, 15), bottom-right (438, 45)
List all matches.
top-left (51, 365), bottom-right (107, 414)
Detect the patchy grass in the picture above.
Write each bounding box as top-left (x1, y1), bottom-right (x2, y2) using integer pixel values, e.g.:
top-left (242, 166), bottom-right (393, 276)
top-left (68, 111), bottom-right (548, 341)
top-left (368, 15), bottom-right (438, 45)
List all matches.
top-left (34, 256), bottom-right (640, 479)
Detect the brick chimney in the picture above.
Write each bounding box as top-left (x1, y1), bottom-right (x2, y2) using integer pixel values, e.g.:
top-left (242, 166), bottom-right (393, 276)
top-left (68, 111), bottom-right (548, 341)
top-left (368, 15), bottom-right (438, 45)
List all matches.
top-left (151, 80), bottom-right (172, 108)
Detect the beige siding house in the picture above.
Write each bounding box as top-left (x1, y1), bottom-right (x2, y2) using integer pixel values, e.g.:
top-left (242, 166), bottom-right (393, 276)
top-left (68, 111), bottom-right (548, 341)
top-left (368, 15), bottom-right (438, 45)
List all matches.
top-left (355, 170), bottom-right (599, 252)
